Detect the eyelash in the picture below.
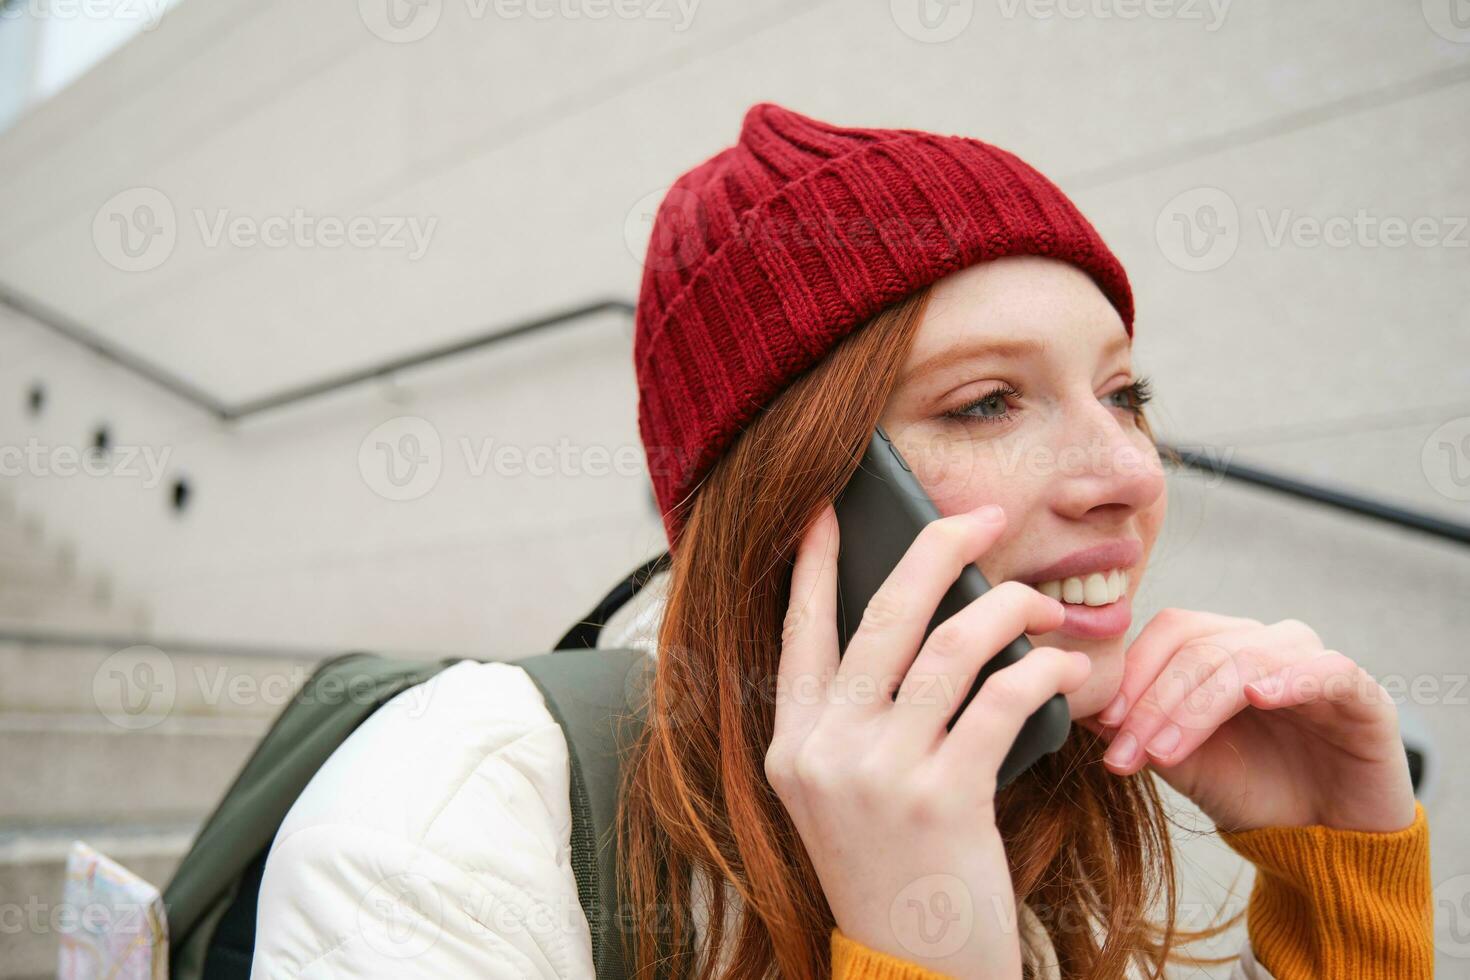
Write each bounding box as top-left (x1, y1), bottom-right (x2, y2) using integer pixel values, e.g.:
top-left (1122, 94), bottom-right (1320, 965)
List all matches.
top-left (943, 376), bottom-right (1154, 425)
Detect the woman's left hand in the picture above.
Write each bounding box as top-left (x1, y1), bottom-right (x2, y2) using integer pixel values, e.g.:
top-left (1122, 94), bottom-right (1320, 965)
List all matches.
top-left (1083, 607), bottom-right (1417, 833)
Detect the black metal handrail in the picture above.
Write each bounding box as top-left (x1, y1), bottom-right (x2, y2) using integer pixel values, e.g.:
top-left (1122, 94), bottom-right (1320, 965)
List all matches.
top-left (0, 281), bottom-right (631, 421)
top-left (1163, 447), bottom-right (1470, 546)
top-left (4, 281), bottom-right (1467, 547)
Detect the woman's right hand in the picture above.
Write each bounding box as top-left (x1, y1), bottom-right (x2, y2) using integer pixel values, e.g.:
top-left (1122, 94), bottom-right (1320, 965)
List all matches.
top-left (765, 503), bottom-right (1090, 980)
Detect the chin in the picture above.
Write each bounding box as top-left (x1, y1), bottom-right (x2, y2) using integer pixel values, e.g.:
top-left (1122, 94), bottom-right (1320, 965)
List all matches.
top-left (1056, 638), bottom-right (1127, 720)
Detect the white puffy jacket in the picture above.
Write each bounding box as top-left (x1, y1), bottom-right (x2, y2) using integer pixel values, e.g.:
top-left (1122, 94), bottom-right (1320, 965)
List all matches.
top-left (251, 580), bottom-right (1273, 978)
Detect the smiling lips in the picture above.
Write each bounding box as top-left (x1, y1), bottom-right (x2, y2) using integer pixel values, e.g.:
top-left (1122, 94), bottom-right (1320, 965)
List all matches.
top-left (1014, 538), bottom-right (1143, 640)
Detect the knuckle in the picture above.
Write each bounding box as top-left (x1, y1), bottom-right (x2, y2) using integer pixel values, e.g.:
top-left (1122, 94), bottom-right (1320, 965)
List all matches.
top-left (924, 619), bottom-right (968, 659)
top-left (1177, 639), bottom-right (1229, 677)
top-left (980, 666), bottom-right (1032, 709)
top-left (1156, 606), bottom-right (1189, 626)
top-left (763, 748), bottom-right (792, 790)
top-left (790, 746), bottom-right (834, 793)
top-left (780, 599), bottom-right (810, 646)
top-left (899, 775), bottom-right (952, 826)
top-left (859, 588), bottom-right (909, 634)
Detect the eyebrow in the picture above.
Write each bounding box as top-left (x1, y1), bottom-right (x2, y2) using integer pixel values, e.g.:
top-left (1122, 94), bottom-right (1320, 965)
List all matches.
top-left (899, 329), bottom-right (1130, 385)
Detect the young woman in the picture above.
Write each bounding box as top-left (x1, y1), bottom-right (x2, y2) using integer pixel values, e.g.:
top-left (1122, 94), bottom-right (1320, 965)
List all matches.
top-left (252, 103), bottom-right (1431, 979)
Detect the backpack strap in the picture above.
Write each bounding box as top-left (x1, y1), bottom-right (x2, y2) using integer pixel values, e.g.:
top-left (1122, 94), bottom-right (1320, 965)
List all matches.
top-left (556, 551), bottom-right (671, 650)
top-left (518, 647), bottom-right (650, 980)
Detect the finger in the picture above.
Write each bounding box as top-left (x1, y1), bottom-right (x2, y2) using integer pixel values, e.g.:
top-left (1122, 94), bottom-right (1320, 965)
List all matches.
top-left (890, 581), bottom-right (1066, 747)
top-left (1107, 616), bottom-right (1322, 770)
top-left (835, 504), bottom-right (1008, 712)
top-left (774, 505), bottom-right (841, 740)
top-left (1104, 636), bottom-right (1241, 774)
top-left (1094, 608), bottom-right (1258, 727)
top-left (939, 647), bottom-right (1091, 786)
top-left (1108, 621), bottom-right (1329, 771)
top-left (1244, 651), bottom-right (1390, 719)
top-left (1130, 648), bottom-right (1270, 771)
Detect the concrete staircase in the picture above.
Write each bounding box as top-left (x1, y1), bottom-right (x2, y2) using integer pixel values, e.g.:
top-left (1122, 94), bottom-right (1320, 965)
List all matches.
top-left (0, 490), bottom-right (320, 979)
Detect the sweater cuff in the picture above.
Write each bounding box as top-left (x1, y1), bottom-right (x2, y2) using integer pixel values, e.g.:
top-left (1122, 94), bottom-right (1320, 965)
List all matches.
top-left (830, 927), bottom-right (955, 979)
top-left (1218, 801), bottom-right (1433, 979)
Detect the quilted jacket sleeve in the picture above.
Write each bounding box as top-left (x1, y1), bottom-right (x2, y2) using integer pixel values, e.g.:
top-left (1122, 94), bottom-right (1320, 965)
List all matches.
top-left (251, 660), bottom-right (595, 979)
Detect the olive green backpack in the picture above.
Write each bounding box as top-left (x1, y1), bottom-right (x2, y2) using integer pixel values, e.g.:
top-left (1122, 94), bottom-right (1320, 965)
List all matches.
top-left (162, 553), bottom-right (670, 980)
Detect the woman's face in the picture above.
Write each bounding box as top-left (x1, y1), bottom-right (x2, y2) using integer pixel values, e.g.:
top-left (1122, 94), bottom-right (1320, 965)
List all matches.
top-left (879, 255), bottom-right (1167, 720)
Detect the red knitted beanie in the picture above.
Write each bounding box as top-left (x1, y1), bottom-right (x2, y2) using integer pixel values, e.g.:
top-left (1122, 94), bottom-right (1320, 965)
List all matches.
top-left (634, 102), bottom-right (1133, 548)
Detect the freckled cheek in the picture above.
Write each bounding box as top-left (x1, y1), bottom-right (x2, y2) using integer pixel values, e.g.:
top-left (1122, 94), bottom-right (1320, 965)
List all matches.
top-left (909, 440), bottom-right (1043, 582)
top-left (909, 439), bottom-right (1011, 515)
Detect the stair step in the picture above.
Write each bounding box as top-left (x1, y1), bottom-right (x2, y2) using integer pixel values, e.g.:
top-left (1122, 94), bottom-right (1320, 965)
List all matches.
top-left (0, 643), bottom-right (318, 718)
top-left (0, 713), bottom-right (269, 824)
top-left (0, 597), bottom-right (151, 635)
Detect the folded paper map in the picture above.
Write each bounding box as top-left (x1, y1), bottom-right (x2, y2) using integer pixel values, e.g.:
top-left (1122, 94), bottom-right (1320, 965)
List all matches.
top-left (57, 840), bottom-right (168, 980)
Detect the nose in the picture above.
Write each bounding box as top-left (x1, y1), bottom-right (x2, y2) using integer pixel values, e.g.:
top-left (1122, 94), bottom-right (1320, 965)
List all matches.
top-left (1048, 397), bottom-right (1165, 520)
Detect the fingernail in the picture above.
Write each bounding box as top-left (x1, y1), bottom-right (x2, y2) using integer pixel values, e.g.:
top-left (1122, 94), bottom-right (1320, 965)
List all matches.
top-left (974, 504), bottom-right (1004, 523)
top-left (1097, 692), bottom-right (1127, 726)
top-left (1249, 677), bottom-right (1283, 700)
top-left (1103, 731), bottom-right (1138, 768)
top-left (1146, 724), bottom-right (1181, 759)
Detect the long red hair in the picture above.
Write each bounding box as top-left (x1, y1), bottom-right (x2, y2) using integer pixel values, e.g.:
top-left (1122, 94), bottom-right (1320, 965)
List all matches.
top-left (618, 285), bottom-right (1233, 978)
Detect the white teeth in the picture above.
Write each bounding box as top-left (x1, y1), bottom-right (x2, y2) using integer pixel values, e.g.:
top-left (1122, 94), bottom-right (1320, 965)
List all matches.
top-left (1033, 568), bottom-right (1129, 606)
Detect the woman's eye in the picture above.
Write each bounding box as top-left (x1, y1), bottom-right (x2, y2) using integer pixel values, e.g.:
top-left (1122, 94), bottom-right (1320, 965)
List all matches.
top-left (1106, 377), bottom-right (1154, 413)
top-left (945, 384), bottom-right (1018, 424)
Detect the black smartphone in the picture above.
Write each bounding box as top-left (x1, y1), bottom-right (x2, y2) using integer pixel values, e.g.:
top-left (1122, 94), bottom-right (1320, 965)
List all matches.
top-left (832, 426), bottom-right (1071, 788)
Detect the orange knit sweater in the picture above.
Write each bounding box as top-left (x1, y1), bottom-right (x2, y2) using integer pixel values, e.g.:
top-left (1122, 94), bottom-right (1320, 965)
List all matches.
top-left (828, 803), bottom-right (1432, 978)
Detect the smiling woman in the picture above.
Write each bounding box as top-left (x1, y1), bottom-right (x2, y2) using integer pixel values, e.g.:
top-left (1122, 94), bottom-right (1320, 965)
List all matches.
top-left (247, 100), bottom-right (1433, 980)
top-left (617, 103), bottom-right (1432, 979)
